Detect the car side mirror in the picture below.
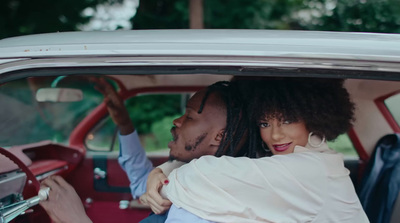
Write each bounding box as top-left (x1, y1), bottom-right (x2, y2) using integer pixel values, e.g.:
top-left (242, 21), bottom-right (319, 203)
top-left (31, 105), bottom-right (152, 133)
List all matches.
top-left (36, 88), bottom-right (83, 102)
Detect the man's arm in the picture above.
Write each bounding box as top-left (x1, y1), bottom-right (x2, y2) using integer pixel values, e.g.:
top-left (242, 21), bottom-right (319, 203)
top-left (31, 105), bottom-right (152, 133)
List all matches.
top-left (92, 77), bottom-right (153, 198)
top-left (40, 176), bottom-right (93, 223)
top-left (91, 78), bottom-right (134, 134)
top-left (118, 131), bottom-right (154, 198)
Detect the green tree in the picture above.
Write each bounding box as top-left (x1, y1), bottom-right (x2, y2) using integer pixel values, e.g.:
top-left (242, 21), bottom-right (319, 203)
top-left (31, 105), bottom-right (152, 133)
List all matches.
top-left (299, 0), bottom-right (400, 33)
top-left (132, 0), bottom-right (400, 33)
top-left (0, 0), bottom-right (111, 39)
top-left (132, 0), bottom-right (189, 29)
top-left (2, 0), bottom-right (399, 39)
top-left (125, 94), bottom-right (182, 134)
top-left (203, 0), bottom-right (304, 29)
top-left (144, 115), bottom-right (180, 151)
top-left (131, 0), bottom-right (305, 29)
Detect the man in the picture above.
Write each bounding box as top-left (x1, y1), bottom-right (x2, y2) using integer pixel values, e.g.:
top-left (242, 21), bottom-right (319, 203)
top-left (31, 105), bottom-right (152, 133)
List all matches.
top-left (40, 78), bottom-right (251, 223)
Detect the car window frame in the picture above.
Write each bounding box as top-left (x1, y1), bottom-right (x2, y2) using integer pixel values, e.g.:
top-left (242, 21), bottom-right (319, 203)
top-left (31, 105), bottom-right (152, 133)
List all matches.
top-left (375, 90), bottom-right (400, 133)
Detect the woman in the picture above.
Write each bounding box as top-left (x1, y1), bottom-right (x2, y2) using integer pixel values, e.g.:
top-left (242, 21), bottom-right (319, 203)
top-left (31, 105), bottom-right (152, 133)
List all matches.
top-left (145, 78), bottom-right (369, 222)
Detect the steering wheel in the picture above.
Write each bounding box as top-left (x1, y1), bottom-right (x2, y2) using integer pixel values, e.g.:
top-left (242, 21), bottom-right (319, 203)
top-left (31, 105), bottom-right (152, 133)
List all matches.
top-left (0, 147), bottom-right (40, 197)
top-left (0, 147), bottom-right (50, 222)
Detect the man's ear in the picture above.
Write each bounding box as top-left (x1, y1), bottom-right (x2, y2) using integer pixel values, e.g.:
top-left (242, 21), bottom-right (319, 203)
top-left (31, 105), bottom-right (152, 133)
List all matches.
top-left (209, 129), bottom-right (225, 155)
top-left (214, 129), bottom-right (225, 143)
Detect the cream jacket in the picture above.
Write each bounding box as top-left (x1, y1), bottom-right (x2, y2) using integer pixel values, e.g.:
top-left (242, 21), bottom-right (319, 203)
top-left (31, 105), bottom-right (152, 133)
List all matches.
top-left (163, 142), bottom-right (369, 223)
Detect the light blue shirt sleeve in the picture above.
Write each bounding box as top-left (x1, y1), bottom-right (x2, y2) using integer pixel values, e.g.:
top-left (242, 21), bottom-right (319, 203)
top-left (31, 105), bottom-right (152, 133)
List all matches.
top-left (165, 205), bottom-right (215, 223)
top-left (118, 130), bottom-right (154, 199)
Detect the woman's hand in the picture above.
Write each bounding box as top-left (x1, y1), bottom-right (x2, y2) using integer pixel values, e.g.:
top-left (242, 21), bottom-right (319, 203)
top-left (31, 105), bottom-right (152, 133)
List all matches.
top-left (40, 175), bottom-right (92, 223)
top-left (142, 168), bottom-right (172, 214)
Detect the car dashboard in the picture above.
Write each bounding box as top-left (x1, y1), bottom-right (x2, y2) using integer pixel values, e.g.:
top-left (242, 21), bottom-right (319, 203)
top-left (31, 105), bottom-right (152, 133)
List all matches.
top-left (0, 142), bottom-right (84, 221)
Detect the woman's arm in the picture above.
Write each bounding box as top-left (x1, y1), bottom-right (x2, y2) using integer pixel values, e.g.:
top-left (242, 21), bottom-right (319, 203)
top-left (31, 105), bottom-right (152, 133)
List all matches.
top-left (140, 160), bottom-right (185, 214)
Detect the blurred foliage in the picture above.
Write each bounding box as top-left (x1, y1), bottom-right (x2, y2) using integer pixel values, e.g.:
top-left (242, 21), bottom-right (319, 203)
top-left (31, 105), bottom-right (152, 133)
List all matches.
top-left (203, 0), bottom-right (304, 29)
top-left (144, 115), bottom-right (181, 151)
top-left (131, 0), bottom-right (303, 29)
top-left (297, 0), bottom-right (400, 33)
top-left (85, 95), bottom-right (183, 152)
top-left (1, 0), bottom-right (399, 38)
top-left (327, 133), bottom-right (358, 158)
top-left (133, 0), bottom-right (400, 33)
top-left (0, 0), bottom-right (110, 39)
top-left (125, 94), bottom-right (182, 134)
top-left (132, 0), bottom-right (189, 28)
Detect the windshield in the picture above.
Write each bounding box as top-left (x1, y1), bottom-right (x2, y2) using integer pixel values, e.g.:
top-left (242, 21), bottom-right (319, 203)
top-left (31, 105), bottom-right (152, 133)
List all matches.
top-left (0, 76), bottom-right (104, 147)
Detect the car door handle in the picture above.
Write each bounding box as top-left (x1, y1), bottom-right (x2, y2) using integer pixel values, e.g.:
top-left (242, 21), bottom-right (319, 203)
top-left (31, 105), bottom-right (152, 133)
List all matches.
top-left (92, 156), bottom-right (130, 193)
top-left (94, 167), bottom-right (106, 179)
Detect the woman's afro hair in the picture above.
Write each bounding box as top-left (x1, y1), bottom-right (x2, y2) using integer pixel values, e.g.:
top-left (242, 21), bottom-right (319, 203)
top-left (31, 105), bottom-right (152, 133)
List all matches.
top-left (247, 77), bottom-right (355, 141)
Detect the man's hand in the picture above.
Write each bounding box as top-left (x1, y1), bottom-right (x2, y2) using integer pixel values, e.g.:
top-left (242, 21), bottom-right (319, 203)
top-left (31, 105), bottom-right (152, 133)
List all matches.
top-left (142, 168), bottom-right (172, 214)
top-left (40, 176), bottom-right (92, 223)
top-left (90, 77), bottom-right (134, 135)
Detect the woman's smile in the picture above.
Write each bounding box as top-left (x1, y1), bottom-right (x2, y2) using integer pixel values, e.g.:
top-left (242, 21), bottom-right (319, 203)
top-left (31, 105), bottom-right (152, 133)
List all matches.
top-left (259, 118), bottom-right (309, 155)
top-left (272, 142), bottom-right (292, 152)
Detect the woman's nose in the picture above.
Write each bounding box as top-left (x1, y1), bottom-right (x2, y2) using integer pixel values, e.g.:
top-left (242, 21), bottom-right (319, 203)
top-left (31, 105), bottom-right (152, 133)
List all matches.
top-left (271, 126), bottom-right (284, 141)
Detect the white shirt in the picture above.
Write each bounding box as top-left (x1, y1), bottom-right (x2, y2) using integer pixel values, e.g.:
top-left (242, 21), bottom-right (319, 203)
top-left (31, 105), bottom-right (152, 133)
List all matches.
top-left (163, 143), bottom-right (369, 223)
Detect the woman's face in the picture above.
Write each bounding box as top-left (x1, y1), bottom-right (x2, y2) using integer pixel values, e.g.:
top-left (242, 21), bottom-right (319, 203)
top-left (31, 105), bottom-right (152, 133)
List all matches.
top-left (259, 118), bottom-right (310, 155)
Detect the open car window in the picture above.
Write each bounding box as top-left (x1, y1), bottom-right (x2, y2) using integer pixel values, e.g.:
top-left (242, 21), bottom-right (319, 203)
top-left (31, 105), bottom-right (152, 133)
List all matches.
top-left (85, 93), bottom-right (188, 155)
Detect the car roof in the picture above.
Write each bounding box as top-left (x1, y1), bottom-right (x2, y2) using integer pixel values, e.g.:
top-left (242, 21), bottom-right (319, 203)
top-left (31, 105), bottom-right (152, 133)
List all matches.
top-left (1, 29), bottom-right (400, 83)
top-left (0, 29), bottom-right (400, 61)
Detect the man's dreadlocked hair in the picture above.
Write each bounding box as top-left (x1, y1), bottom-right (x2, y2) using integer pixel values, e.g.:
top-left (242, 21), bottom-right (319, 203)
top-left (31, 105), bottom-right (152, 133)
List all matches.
top-left (230, 76), bottom-right (272, 157)
top-left (197, 81), bottom-right (254, 158)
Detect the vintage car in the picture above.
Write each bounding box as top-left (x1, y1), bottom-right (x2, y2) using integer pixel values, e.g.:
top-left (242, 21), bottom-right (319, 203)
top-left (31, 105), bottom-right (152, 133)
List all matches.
top-left (0, 30), bottom-right (399, 223)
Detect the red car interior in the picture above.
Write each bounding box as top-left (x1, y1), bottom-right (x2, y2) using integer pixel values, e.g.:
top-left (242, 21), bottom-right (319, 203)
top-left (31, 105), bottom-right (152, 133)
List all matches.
top-left (1, 79), bottom-right (399, 223)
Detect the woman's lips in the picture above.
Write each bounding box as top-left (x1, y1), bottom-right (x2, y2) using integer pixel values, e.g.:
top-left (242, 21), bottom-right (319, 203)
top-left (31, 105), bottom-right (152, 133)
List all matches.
top-left (273, 142), bottom-right (292, 152)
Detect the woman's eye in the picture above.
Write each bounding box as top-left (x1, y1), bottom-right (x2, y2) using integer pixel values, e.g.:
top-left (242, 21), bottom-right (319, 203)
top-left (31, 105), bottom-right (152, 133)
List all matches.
top-left (259, 123), bottom-right (269, 128)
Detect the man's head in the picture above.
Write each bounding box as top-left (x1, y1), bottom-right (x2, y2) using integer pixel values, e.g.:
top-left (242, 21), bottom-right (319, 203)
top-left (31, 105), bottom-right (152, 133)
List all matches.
top-left (168, 81), bottom-right (250, 162)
